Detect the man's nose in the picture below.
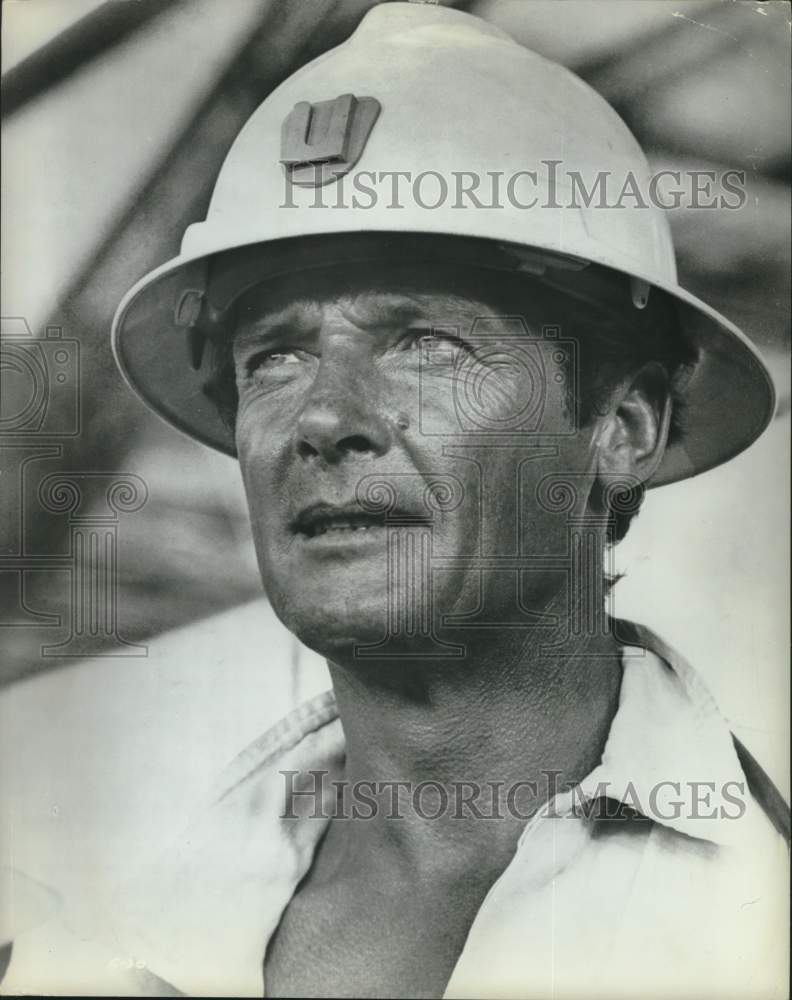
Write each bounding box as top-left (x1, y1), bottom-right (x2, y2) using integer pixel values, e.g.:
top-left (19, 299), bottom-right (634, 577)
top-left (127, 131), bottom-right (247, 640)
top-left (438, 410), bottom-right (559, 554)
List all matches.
top-left (294, 350), bottom-right (393, 463)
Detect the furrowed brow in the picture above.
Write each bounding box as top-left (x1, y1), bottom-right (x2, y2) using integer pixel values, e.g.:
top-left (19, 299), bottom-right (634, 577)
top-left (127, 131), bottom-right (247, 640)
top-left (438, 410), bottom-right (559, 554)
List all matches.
top-left (232, 301), bottom-right (322, 349)
top-left (336, 294), bottom-right (429, 332)
top-left (336, 292), bottom-right (498, 337)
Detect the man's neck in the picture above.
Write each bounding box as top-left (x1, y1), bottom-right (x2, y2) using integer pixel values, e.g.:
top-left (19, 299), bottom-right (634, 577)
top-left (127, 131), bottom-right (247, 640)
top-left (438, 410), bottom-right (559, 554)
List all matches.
top-left (317, 597), bottom-right (623, 884)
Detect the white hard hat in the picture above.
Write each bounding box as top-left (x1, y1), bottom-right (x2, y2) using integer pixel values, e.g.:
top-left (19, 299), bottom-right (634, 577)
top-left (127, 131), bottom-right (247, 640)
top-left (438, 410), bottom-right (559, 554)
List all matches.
top-left (112, 1), bottom-right (775, 485)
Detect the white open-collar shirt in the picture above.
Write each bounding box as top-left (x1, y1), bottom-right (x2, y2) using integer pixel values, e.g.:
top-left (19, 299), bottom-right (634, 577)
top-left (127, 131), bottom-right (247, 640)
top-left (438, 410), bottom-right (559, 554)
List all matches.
top-left (3, 623), bottom-right (788, 998)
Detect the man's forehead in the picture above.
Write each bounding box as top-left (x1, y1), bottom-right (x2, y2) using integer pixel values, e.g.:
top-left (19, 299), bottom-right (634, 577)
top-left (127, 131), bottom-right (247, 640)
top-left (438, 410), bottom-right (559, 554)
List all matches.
top-left (231, 271), bottom-right (514, 339)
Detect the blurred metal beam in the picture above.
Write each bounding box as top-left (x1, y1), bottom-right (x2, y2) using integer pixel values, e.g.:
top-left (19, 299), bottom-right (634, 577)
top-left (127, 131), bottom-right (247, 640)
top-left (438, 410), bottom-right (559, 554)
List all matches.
top-left (2, 0), bottom-right (180, 120)
top-left (578, 2), bottom-right (734, 109)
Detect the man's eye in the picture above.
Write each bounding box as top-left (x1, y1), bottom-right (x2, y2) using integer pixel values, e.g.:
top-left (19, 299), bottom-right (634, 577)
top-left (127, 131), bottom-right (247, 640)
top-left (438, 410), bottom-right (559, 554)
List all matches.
top-left (399, 330), bottom-right (469, 353)
top-left (402, 332), bottom-right (475, 372)
top-left (247, 350), bottom-right (303, 374)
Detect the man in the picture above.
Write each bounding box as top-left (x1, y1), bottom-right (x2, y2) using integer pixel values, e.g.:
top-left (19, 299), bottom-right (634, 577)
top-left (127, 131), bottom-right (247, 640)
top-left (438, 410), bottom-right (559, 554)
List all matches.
top-left (3, 3), bottom-right (788, 997)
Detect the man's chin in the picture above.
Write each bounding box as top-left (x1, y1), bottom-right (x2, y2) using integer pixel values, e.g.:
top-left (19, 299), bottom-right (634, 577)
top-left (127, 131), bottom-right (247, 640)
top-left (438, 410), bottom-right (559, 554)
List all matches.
top-left (273, 600), bottom-right (392, 662)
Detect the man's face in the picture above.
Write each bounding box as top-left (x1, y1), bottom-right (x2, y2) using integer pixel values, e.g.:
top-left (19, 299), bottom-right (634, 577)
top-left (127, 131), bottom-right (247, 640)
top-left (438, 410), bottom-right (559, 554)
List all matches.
top-left (233, 262), bottom-right (599, 660)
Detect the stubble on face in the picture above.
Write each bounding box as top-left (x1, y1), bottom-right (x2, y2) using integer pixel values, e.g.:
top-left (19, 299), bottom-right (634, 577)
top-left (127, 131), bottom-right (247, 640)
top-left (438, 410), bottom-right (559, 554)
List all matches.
top-left (232, 265), bottom-right (598, 663)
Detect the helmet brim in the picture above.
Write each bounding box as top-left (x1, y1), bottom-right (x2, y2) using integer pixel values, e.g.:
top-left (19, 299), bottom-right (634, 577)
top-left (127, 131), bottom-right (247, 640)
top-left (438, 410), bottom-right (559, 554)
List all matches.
top-left (111, 230), bottom-right (776, 487)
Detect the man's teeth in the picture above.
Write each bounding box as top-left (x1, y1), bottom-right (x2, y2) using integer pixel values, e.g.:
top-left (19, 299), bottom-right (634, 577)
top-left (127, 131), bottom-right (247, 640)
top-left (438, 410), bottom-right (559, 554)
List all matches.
top-left (313, 521), bottom-right (375, 536)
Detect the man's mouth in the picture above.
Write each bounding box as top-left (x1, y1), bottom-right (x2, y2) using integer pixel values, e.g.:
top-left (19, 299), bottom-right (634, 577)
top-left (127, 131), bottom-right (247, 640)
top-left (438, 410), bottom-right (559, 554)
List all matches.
top-left (291, 501), bottom-right (430, 539)
top-left (291, 502), bottom-right (384, 539)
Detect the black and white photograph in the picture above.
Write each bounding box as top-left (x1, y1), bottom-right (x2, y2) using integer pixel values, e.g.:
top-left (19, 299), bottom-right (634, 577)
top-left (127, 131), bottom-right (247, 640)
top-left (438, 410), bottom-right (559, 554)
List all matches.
top-left (1, 1), bottom-right (790, 996)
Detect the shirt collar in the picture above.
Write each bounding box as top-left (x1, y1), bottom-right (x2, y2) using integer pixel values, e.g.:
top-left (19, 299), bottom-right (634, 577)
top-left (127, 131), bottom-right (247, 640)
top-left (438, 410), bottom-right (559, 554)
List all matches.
top-left (571, 623), bottom-right (760, 847)
top-left (104, 694), bottom-right (344, 997)
top-left (104, 622), bottom-right (754, 996)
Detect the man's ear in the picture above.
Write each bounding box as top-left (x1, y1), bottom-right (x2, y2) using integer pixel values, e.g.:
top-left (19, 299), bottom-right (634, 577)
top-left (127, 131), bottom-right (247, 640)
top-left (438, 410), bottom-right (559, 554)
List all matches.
top-left (593, 362), bottom-right (672, 486)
